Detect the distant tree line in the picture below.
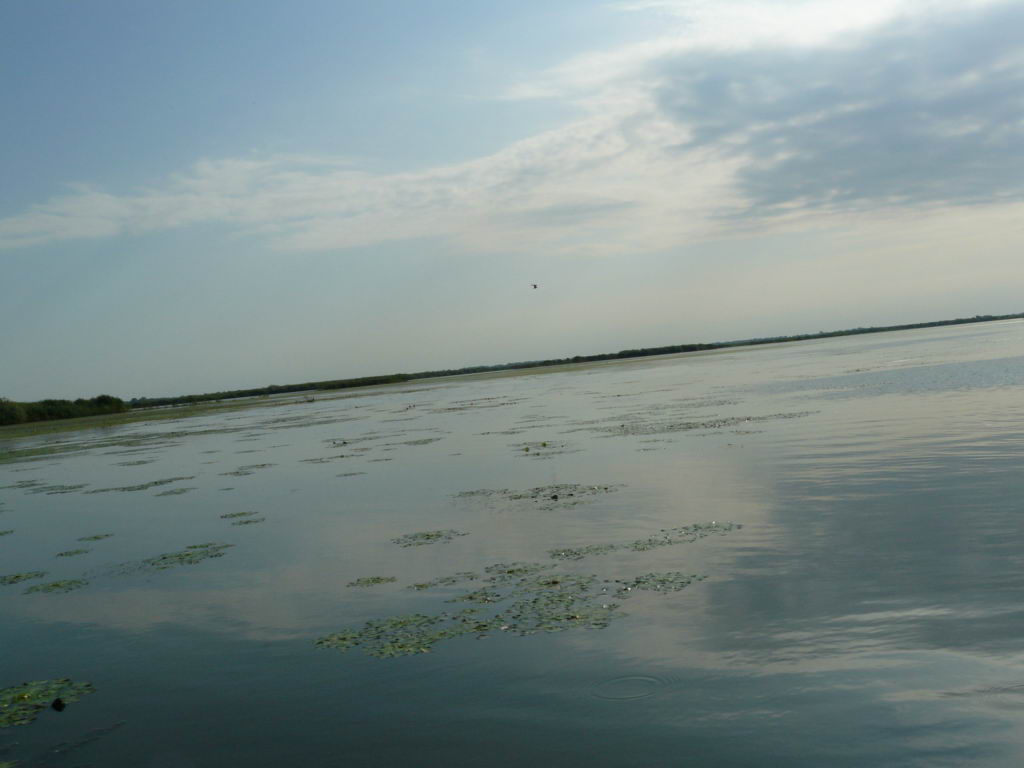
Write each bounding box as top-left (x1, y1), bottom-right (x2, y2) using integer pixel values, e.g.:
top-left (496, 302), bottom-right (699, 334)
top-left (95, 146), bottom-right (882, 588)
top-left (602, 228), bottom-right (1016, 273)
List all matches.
top-left (0, 395), bottom-right (128, 426)
top-left (4, 311), bottom-right (1021, 426)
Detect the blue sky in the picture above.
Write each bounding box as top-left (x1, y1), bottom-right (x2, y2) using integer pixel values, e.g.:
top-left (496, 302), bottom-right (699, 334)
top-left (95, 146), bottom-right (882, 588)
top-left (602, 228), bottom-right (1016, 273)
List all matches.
top-left (2, 0), bottom-right (1022, 400)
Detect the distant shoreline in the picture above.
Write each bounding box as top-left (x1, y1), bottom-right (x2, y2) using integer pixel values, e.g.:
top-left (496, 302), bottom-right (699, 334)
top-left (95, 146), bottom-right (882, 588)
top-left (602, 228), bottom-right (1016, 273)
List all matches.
top-left (2, 311), bottom-right (1021, 437)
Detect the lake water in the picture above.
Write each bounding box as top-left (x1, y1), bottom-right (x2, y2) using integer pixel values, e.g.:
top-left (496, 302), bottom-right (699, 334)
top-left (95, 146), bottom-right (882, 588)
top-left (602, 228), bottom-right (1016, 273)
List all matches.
top-left (3, 320), bottom-right (1024, 767)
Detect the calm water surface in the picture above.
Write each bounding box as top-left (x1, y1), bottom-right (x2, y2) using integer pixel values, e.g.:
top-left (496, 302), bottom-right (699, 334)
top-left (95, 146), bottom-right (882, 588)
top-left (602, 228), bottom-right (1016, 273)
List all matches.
top-left (2, 321), bottom-right (1024, 766)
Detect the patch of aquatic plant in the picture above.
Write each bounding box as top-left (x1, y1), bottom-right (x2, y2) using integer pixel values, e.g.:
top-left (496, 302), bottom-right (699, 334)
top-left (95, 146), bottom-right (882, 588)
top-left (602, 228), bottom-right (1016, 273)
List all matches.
top-left (0, 679), bottom-right (95, 727)
top-left (77, 534), bottom-right (113, 542)
top-left (0, 531), bottom-right (12, 537)
top-left (391, 529), bottom-right (468, 547)
top-left (446, 587), bottom-right (503, 604)
top-left (113, 459), bottom-right (155, 466)
top-left (219, 463), bottom-right (275, 476)
top-left (337, 471), bottom-right (367, 477)
top-left (116, 543), bottom-right (233, 574)
top-left (549, 521), bottom-right (742, 561)
top-left (0, 572), bottom-right (46, 587)
top-left (231, 517), bottom-right (265, 526)
top-left (220, 510), bottom-right (259, 519)
top-left (319, 565), bottom-right (624, 658)
top-left (455, 483), bottom-right (623, 512)
top-left (315, 613), bottom-right (479, 658)
top-left (347, 576), bottom-right (397, 587)
top-left (24, 579), bottom-right (89, 594)
top-left (614, 572), bottom-right (706, 597)
top-left (407, 572), bottom-right (480, 590)
top-left (55, 549), bottom-right (90, 558)
top-left (25, 483), bottom-right (90, 495)
top-left (154, 487), bottom-right (196, 496)
top-left (483, 562), bottom-right (554, 583)
top-left (0, 480), bottom-right (43, 490)
top-left (84, 476), bottom-right (194, 494)
top-left (586, 411), bottom-right (819, 437)
top-left (510, 440), bottom-right (583, 459)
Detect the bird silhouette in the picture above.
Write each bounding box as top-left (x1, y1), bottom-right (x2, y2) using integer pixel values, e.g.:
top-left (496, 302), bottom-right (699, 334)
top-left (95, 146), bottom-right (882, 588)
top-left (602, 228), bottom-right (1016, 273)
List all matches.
top-left (531, 284), bottom-right (538, 289)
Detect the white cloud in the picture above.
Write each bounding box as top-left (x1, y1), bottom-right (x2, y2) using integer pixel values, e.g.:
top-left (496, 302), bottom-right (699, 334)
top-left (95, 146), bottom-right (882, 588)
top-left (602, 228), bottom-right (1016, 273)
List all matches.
top-left (0, 0), bottom-right (1019, 261)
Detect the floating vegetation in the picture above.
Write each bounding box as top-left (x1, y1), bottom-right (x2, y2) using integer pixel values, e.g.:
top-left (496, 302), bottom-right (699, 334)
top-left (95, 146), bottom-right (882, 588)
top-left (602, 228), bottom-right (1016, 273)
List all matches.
top-left (0, 679), bottom-right (95, 727)
top-left (116, 543), bottom-right (233, 574)
top-left (391, 529), bottom-right (468, 547)
top-left (0, 531), bottom-right (12, 537)
top-left (0, 480), bottom-right (43, 490)
top-left (218, 464), bottom-right (272, 476)
top-left (337, 471), bottom-right (367, 477)
top-left (55, 549), bottom-right (90, 558)
top-left (231, 517), bottom-right (266, 526)
top-left (446, 587), bottom-right (502, 604)
top-left (510, 441), bottom-right (583, 460)
top-left (407, 572), bottom-right (480, 590)
top-left (584, 411), bottom-right (819, 437)
top-left (347, 576), bottom-right (397, 588)
top-left (220, 510), bottom-right (260, 519)
top-left (25, 483), bottom-right (90, 495)
top-left (85, 476), bottom-right (194, 494)
top-left (24, 579), bottom-right (89, 594)
top-left (318, 562), bottom-right (625, 658)
top-left (455, 483), bottom-right (623, 512)
top-left (614, 572), bottom-right (706, 597)
top-left (483, 562), bottom-right (554, 583)
top-left (550, 521), bottom-right (741, 561)
top-left (154, 487), bottom-right (196, 496)
top-left (77, 534), bottom-right (113, 542)
top-left (113, 459), bottom-right (155, 466)
top-left (0, 572), bottom-right (46, 587)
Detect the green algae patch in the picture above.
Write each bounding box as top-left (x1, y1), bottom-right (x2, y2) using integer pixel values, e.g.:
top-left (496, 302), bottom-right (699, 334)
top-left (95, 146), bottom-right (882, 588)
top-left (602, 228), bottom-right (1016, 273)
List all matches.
top-left (391, 529), bottom-right (468, 547)
top-left (154, 487), bottom-right (196, 497)
top-left (319, 564), bottom-right (623, 658)
top-left (315, 614), bottom-right (473, 658)
top-left (24, 579), bottom-right (89, 594)
top-left (84, 476), bottom-right (194, 494)
top-left (0, 572), bottom-right (46, 587)
top-left (115, 543), bottom-right (233, 575)
top-left (549, 521), bottom-right (742, 561)
top-left (347, 576), bottom-right (397, 588)
top-left (77, 534), bottom-right (113, 542)
top-left (455, 483), bottom-right (624, 512)
top-left (55, 549), bottom-right (90, 558)
top-left (614, 572), bottom-right (706, 597)
top-left (0, 679), bottom-right (95, 728)
top-left (407, 572), bottom-right (480, 590)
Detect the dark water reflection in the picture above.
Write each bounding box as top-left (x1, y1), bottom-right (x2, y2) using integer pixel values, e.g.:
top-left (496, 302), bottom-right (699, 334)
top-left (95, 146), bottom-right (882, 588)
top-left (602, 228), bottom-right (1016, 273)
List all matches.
top-left (2, 320), bottom-right (1024, 766)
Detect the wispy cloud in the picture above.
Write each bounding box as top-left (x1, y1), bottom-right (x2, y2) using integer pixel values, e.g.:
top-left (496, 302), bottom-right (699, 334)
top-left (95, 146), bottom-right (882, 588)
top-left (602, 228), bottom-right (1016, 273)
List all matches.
top-left (1, 0), bottom-right (1019, 256)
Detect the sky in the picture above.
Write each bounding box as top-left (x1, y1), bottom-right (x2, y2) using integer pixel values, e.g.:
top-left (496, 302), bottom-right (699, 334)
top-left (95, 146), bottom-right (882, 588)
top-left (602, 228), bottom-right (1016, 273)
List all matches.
top-left (2, 0), bottom-right (1022, 400)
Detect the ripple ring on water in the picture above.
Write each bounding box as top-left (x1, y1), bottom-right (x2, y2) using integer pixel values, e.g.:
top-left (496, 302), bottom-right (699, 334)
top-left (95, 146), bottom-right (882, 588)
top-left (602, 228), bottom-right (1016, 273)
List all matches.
top-left (592, 675), bottom-right (664, 701)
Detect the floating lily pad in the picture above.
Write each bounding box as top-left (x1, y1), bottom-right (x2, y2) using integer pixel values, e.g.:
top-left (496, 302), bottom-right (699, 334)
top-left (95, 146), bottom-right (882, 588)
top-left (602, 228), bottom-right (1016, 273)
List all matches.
top-left (549, 521), bottom-right (741, 561)
top-left (390, 529), bottom-right (468, 547)
top-left (77, 534), bottom-right (113, 542)
top-left (407, 572), bottom-right (480, 590)
top-left (24, 579), bottom-right (89, 594)
top-left (614, 572), bottom-right (706, 597)
top-left (85, 476), bottom-right (194, 494)
top-left (116, 543), bottom-right (233, 574)
top-left (347, 576), bottom-right (397, 587)
top-left (0, 572), bottom-right (46, 587)
top-left (0, 679), bottom-right (95, 727)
